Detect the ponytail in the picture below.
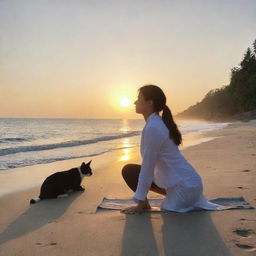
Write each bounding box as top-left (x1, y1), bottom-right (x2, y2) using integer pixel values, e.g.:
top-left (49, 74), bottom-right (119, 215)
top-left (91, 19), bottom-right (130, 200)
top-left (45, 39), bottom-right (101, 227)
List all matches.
top-left (162, 105), bottom-right (182, 146)
top-left (139, 84), bottom-right (182, 146)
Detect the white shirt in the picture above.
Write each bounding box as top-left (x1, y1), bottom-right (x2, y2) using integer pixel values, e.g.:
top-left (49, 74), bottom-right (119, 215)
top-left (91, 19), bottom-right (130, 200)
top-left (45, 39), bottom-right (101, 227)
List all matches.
top-left (134, 112), bottom-right (202, 202)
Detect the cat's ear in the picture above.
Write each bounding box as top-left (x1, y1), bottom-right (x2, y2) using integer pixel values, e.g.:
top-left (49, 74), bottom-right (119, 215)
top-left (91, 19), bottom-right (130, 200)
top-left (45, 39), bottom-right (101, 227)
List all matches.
top-left (87, 160), bottom-right (92, 166)
top-left (81, 162), bottom-right (86, 167)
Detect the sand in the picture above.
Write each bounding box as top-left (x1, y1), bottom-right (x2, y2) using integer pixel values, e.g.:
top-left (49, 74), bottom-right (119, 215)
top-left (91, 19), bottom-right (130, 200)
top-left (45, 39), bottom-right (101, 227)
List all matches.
top-left (0, 120), bottom-right (255, 256)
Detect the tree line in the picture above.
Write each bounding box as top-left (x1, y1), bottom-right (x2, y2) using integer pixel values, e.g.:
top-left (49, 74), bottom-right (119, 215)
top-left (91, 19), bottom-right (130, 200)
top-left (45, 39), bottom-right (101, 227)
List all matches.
top-left (176, 39), bottom-right (256, 120)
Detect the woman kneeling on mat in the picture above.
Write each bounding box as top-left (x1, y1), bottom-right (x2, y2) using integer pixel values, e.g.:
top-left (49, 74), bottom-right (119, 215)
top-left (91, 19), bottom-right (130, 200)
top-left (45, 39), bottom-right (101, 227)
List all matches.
top-left (121, 84), bottom-right (219, 214)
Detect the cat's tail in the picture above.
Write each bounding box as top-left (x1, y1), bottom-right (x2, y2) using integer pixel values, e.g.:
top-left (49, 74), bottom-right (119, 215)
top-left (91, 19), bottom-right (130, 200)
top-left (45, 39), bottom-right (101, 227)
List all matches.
top-left (30, 197), bottom-right (41, 204)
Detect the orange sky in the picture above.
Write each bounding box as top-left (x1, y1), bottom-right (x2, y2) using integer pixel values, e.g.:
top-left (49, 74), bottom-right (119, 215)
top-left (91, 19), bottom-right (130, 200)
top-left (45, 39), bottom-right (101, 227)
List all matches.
top-left (1, 1), bottom-right (256, 119)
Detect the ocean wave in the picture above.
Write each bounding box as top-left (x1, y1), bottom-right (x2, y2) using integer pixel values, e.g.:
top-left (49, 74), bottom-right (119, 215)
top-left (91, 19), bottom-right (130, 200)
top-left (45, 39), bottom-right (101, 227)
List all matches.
top-left (0, 137), bottom-right (28, 143)
top-left (0, 131), bottom-right (140, 156)
top-left (0, 145), bottom-right (136, 170)
top-left (1, 151), bottom-right (111, 170)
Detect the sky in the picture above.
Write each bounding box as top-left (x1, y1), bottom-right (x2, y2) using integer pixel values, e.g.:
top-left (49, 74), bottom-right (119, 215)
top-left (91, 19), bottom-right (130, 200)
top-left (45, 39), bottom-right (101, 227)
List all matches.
top-left (0, 0), bottom-right (256, 119)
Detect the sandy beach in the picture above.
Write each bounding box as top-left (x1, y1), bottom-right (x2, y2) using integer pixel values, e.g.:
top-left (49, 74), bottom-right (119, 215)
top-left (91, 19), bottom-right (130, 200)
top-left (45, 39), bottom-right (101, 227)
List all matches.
top-left (0, 120), bottom-right (255, 256)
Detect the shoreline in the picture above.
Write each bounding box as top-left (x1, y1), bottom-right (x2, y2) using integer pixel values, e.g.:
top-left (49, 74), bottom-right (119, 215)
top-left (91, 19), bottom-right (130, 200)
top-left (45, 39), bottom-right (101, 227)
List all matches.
top-left (0, 120), bottom-right (255, 255)
top-left (0, 117), bottom-right (230, 172)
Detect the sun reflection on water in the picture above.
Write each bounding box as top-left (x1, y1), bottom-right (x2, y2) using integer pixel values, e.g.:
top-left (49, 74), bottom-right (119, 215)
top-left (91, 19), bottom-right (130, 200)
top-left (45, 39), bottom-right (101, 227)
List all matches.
top-left (119, 138), bottom-right (132, 161)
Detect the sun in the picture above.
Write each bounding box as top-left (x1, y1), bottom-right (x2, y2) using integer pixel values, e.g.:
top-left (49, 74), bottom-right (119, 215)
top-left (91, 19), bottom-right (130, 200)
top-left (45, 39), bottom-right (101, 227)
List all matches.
top-left (120, 97), bottom-right (131, 108)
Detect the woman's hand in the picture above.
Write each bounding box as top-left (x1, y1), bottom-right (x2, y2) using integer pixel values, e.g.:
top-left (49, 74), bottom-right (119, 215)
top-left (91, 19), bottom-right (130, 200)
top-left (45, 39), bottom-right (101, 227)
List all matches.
top-left (120, 199), bottom-right (151, 214)
top-left (120, 205), bottom-right (144, 214)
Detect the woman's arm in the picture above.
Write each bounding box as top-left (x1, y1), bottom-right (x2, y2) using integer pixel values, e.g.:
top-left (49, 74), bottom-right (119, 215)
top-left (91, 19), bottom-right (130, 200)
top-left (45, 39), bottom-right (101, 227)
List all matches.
top-left (133, 126), bottom-right (165, 202)
top-left (121, 126), bottom-right (165, 214)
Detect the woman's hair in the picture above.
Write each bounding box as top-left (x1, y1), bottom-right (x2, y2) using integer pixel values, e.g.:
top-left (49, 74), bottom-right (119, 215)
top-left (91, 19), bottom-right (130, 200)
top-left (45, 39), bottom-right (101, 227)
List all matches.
top-left (139, 84), bottom-right (182, 146)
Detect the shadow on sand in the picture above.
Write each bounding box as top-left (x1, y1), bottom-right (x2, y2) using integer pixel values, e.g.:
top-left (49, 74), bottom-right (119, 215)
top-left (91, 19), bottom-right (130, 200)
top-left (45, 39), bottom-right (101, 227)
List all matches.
top-left (121, 211), bottom-right (232, 256)
top-left (0, 192), bottom-right (82, 244)
top-left (121, 213), bottom-right (159, 256)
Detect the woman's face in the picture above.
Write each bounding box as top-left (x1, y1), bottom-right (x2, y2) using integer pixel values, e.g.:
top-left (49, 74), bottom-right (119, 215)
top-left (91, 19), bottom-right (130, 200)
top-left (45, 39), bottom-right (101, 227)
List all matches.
top-left (134, 92), bottom-right (153, 114)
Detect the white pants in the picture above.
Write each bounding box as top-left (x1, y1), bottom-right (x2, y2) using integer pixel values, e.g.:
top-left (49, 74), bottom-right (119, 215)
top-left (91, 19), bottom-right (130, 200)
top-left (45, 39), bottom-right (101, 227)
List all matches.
top-left (161, 182), bottom-right (219, 212)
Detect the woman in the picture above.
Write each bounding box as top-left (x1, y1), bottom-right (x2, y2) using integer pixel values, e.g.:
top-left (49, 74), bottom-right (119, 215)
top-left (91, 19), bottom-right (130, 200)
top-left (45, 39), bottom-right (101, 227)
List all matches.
top-left (121, 85), bottom-right (219, 214)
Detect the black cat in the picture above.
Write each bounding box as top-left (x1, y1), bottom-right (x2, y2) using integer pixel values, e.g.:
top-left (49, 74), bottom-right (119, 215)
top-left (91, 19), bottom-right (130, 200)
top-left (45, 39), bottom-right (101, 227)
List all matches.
top-left (30, 160), bottom-right (92, 204)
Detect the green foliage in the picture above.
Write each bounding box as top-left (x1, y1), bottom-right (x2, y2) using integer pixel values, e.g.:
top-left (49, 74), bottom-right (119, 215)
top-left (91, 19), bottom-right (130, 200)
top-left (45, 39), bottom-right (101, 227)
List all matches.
top-left (177, 39), bottom-right (256, 120)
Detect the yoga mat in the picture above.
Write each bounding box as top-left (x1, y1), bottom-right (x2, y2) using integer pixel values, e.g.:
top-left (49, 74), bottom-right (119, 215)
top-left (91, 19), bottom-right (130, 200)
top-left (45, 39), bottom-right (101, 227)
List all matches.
top-left (97, 197), bottom-right (254, 212)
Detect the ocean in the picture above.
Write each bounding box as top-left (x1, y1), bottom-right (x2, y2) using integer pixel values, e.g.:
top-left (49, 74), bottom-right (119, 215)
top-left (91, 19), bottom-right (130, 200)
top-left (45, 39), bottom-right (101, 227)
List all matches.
top-left (0, 118), bottom-right (230, 171)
